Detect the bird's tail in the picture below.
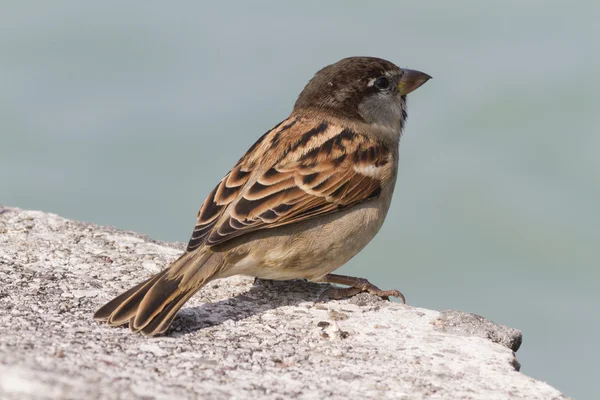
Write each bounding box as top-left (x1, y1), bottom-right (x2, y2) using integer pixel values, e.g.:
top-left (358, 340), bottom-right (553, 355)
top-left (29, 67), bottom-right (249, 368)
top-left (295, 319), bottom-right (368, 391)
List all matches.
top-left (93, 249), bottom-right (223, 336)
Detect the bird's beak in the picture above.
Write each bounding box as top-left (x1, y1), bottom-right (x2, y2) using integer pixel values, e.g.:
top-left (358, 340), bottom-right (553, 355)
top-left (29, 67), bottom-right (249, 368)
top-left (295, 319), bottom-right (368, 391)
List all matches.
top-left (397, 69), bottom-right (432, 95)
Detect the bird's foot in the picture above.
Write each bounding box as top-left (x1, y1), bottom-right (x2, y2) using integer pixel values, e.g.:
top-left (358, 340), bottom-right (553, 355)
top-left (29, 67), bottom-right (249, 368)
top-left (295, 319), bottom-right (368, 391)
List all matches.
top-left (317, 273), bottom-right (406, 303)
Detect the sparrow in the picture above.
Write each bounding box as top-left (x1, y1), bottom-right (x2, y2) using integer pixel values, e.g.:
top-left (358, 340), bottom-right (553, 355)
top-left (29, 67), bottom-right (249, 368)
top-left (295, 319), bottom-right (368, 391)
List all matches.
top-left (94, 56), bottom-right (431, 336)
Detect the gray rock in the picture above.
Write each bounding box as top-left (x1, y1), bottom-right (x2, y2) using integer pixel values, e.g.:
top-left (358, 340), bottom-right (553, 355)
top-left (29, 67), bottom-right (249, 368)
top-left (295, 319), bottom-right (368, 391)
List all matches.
top-left (0, 207), bottom-right (567, 400)
top-left (434, 310), bottom-right (523, 353)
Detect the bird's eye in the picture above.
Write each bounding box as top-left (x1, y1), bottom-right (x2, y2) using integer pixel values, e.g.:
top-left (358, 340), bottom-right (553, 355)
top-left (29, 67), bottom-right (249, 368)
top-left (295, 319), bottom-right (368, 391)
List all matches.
top-left (374, 76), bottom-right (390, 90)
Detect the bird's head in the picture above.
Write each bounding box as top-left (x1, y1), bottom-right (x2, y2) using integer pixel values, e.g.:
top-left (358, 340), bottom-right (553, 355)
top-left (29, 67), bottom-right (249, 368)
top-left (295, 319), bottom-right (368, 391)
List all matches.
top-left (294, 57), bottom-right (431, 134)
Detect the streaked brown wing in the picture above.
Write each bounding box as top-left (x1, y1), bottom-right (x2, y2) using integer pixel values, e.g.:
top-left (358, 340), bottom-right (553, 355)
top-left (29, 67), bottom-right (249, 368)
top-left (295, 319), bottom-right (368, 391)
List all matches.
top-left (186, 116), bottom-right (391, 251)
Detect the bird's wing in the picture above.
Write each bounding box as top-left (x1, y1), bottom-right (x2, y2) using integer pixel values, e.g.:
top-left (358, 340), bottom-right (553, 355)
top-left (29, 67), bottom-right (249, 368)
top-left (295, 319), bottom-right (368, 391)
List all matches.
top-left (186, 116), bottom-right (392, 251)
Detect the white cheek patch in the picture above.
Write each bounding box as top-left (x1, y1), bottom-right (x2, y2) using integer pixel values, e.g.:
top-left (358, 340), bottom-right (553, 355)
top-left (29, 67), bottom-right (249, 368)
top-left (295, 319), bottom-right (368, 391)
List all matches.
top-left (367, 77), bottom-right (376, 87)
top-left (354, 164), bottom-right (384, 178)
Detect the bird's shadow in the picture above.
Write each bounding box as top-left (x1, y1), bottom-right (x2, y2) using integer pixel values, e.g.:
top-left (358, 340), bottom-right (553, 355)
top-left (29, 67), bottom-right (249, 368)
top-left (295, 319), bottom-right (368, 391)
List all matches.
top-left (168, 279), bottom-right (331, 336)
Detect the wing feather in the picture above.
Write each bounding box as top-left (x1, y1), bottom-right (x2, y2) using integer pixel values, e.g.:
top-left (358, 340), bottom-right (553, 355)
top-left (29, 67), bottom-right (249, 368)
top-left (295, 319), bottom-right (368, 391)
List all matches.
top-left (186, 116), bottom-right (392, 251)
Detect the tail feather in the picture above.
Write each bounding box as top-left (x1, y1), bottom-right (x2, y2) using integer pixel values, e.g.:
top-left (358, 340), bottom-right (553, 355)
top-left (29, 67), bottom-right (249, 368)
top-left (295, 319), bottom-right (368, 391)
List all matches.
top-left (93, 270), bottom-right (167, 323)
top-left (93, 250), bottom-right (223, 336)
top-left (131, 273), bottom-right (184, 327)
top-left (135, 289), bottom-right (198, 336)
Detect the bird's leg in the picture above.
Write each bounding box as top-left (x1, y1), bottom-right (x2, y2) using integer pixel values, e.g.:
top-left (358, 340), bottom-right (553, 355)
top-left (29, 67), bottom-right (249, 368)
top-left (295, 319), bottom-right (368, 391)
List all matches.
top-left (318, 273), bottom-right (406, 303)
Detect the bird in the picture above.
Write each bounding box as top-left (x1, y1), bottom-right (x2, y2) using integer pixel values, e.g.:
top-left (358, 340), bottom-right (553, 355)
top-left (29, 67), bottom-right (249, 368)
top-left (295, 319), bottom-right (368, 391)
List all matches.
top-left (94, 56), bottom-right (431, 336)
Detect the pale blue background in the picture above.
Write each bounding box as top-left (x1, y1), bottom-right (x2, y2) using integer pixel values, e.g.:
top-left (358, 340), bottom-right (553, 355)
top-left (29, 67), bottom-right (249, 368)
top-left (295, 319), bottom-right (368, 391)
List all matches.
top-left (1, 1), bottom-right (598, 398)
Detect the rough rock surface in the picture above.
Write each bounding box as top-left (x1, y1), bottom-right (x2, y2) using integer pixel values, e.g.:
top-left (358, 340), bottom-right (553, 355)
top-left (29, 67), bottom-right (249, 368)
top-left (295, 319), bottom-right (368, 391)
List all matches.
top-left (0, 206), bottom-right (566, 400)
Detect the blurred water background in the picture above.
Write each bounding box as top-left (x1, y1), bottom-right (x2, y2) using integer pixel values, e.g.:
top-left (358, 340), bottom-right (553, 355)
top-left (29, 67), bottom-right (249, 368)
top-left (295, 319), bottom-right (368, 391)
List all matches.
top-left (1, 1), bottom-right (598, 397)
